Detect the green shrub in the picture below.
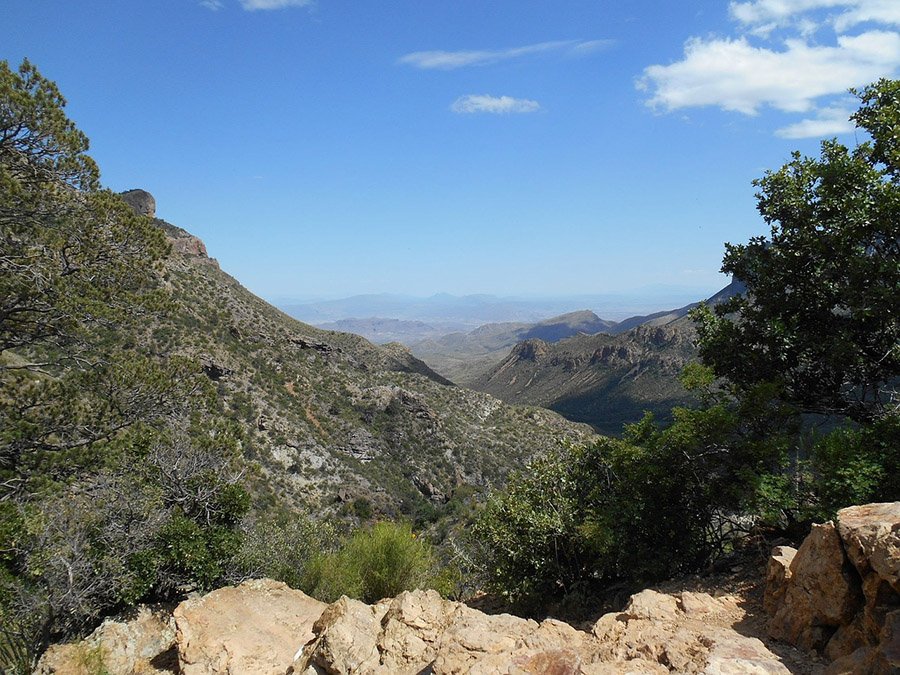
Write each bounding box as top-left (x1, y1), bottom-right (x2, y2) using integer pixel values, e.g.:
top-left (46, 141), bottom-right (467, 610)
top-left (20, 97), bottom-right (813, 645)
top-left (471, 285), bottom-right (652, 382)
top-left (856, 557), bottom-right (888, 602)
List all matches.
top-left (811, 415), bottom-right (900, 516)
top-left (303, 521), bottom-right (437, 603)
top-left (236, 514), bottom-right (340, 589)
top-left (471, 396), bottom-right (794, 605)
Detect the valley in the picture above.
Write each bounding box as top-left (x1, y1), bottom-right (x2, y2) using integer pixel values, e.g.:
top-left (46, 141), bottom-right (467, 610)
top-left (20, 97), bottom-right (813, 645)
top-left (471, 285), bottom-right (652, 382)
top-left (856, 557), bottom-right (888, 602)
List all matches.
top-left (286, 282), bottom-right (746, 435)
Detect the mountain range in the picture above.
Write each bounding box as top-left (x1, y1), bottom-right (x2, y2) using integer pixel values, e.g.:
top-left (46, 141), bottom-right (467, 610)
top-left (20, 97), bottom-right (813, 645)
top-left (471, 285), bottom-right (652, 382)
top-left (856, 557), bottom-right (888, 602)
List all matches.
top-left (297, 282), bottom-right (745, 435)
top-left (408, 310), bottom-right (617, 385)
top-left (279, 288), bottom-right (720, 327)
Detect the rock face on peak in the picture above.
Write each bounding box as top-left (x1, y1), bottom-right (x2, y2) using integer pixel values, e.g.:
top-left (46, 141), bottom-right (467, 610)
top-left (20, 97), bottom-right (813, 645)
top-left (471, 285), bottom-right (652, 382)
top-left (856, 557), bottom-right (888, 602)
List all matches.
top-left (120, 189), bottom-right (156, 218)
top-left (472, 320), bottom-right (697, 435)
top-left (510, 337), bottom-right (550, 362)
top-left (119, 189), bottom-right (213, 261)
top-left (765, 501), bottom-right (900, 673)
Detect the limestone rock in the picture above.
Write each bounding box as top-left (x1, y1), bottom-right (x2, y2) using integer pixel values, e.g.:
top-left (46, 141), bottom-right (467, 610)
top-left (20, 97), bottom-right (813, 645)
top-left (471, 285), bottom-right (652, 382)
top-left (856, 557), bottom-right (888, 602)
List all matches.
top-left (36, 606), bottom-right (176, 674)
top-left (120, 189), bottom-right (156, 218)
top-left (297, 589), bottom-right (600, 674)
top-left (703, 627), bottom-right (797, 675)
top-left (299, 587), bottom-right (788, 675)
top-left (766, 502), bottom-right (900, 671)
top-left (837, 502), bottom-right (900, 592)
top-left (593, 590), bottom-right (789, 675)
top-left (763, 545), bottom-right (796, 616)
top-left (768, 522), bottom-right (863, 650)
top-left (173, 578), bottom-right (326, 675)
top-left (298, 595), bottom-right (390, 673)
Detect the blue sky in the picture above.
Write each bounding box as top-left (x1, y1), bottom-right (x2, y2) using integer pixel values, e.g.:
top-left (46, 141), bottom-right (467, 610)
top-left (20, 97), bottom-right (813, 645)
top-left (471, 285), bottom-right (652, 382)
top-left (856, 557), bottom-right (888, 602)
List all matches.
top-left (3, 0), bottom-right (899, 301)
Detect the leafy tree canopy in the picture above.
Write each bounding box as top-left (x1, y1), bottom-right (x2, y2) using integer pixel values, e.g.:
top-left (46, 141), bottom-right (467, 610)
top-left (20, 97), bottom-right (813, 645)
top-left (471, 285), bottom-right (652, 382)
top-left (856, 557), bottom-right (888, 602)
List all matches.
top-left (693, 79), bottom-right (900, 423)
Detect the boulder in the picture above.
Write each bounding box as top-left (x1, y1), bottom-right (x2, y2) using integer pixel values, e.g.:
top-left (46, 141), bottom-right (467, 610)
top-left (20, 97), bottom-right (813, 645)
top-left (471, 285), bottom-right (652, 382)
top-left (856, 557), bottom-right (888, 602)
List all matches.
top-left (836, 503), bottom-right (900, 592)
top-left (36, 606), bottom-right (176, 674)
top-left (174, 578), bottom-right (326, 675)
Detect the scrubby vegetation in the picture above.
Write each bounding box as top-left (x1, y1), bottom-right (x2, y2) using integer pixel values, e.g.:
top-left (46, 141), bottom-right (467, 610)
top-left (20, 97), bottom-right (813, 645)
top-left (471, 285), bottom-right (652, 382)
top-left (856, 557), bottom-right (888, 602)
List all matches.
top-left (303, 521), bottom-right (443, 603)
top-left (0, 59), bottom-right (259, 668)
top-left (470, 80), bottom-right (899, 607)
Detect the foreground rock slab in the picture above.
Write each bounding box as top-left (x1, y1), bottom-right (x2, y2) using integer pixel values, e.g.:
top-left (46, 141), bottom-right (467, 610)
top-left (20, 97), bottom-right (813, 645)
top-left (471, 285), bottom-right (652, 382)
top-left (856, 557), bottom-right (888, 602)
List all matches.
top-left (174, 578), bottom-right (326, 675)
top-left (36, 606), bottom-right (176, 674)
top-left (296, 588), bottom-right (790, 674)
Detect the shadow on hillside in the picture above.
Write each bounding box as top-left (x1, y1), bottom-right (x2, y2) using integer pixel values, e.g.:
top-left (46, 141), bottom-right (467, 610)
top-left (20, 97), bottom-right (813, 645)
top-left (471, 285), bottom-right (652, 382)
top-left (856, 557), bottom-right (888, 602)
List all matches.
top-left (551, 387), bottom-right (689, 437)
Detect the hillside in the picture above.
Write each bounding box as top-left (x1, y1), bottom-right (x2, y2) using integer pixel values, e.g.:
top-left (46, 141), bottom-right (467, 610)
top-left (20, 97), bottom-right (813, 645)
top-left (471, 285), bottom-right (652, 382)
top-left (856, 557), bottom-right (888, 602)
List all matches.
top-left (409, 310), bottom-right (617, 385)
top-left (470, 321), bottom-right (698, 435)
top-left (143, 198), bottom-right (593, 521)
top-left (609, 279), bottom-right (746, 334)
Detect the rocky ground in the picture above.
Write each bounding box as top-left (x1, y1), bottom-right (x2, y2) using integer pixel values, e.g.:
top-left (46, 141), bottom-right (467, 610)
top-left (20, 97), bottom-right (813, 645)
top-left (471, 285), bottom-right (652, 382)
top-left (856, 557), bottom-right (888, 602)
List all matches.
top-left (36, 502), bottom-right (899, 674)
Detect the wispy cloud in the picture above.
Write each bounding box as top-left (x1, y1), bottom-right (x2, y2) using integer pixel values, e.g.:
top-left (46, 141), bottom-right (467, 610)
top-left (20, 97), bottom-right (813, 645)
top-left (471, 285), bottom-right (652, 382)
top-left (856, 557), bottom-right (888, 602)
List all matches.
top-left (399, 39), bottom-right (611, 70)
top-left (451, 95), bottom-right (541, 115)
top-left (639, 1), bottom-right (900, 135)
top-left (239, 0), bottom-right (313, 10)
top-left (775, 105), bottom-right (855, 138)
top-left (199, 0), bottom-right (224, 9)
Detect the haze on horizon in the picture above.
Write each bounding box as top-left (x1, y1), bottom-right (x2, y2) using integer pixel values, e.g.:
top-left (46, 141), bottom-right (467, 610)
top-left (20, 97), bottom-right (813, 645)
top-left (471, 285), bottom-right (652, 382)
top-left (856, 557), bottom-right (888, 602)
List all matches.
top-left (3, 0), bottom-right (898, 300)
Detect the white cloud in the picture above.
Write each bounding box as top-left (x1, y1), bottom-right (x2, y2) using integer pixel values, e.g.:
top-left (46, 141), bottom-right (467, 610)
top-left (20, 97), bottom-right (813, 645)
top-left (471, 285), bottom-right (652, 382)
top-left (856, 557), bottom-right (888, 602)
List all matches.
top-left (775, 106), bottom-right (856, 138)
top-left (450, 95), bottom-right (541, 115)
top-left (729, 0), bottom-right (900, 31)
top-left (640, 30), bottom-right (900, 114)
top-left (399, 40), bottom-right (610, 70)
top-left (200, 0), bottom-right (224, 9)
top-left (730, 0), bottom-right (845, 26)
top-left (240, 0), bottom-right (313, 10)
top-left (834, 0), bottom-right (900, 30)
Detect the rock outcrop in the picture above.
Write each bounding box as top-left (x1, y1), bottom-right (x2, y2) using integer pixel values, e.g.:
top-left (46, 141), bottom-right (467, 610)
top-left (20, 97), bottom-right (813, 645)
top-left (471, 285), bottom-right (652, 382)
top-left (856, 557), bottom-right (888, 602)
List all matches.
top-left (37, 581), bottom-right (791, 674)
top-left (296, 587), bottom-right (790, 674)
top-left (120, 189), bottom-right (157, 218)
top-left (765, 502), bottom-right (900, 674)
top-left (169, 233), bottom-right (209, 258)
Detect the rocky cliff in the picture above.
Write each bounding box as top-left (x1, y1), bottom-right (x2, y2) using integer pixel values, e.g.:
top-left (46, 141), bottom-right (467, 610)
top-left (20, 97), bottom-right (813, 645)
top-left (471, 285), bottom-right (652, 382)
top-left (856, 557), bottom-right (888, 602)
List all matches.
top-left (471, 322), bottom-right (697, 435)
